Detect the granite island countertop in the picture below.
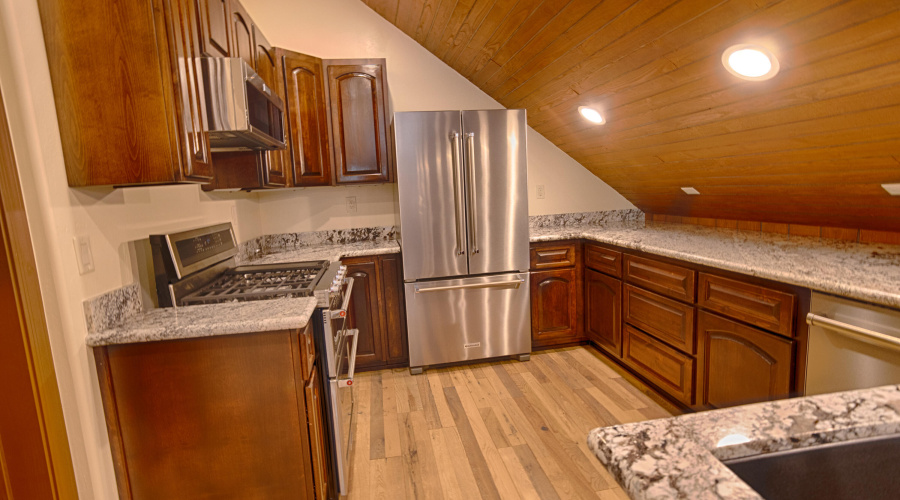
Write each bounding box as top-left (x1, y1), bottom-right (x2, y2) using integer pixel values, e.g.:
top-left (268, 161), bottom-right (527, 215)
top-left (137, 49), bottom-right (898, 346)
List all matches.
top-left (588, 384), bottom-right (900, 499)
top-left (530, 221), bottom-right (900, 309)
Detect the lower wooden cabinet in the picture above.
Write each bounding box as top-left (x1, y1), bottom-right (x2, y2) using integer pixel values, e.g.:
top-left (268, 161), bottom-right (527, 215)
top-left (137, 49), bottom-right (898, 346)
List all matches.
top-left (622, 325), bottom-right (695, 406)
top-left (304, 366), bottom-right (329, 499)
top-left (93, 329), bottom-right (322, 499)
top-left (531, 268), bottom-right (580, 347)
top-left (585, 268), bottom-right (621, 357)
top-left (343, 253), bottom-right (408, 371)
top-left (696, 311), bottom-right (794, 409)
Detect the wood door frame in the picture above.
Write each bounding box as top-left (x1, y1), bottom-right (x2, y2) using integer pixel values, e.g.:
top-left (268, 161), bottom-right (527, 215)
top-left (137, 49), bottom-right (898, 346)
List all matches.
top-left (0, 86), bottom-right (78, 498)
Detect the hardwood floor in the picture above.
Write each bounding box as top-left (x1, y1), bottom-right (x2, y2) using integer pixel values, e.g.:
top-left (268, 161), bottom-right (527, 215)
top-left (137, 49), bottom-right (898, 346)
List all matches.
top-left (345, 346), bottom-right (677, 499)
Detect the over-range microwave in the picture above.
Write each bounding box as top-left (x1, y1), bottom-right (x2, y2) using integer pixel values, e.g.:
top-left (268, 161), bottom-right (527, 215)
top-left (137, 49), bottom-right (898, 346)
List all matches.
top-left (198, 57), bottom-right (286, 151)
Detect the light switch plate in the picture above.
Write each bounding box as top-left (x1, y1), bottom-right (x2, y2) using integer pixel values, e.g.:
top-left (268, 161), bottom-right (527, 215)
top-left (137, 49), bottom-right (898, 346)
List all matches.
top-left (681, 186), bottom-right (701, 195)
top-left (882, 183), bottom-right (900, 196)
top-left (536, 185), bottom-right (545, 199)
top-left (73, 235), bottom-right (94, 275)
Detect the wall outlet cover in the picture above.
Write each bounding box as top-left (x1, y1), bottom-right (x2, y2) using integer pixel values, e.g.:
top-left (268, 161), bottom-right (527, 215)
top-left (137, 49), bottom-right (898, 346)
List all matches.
top-left (346, 196), bottom-right (358, 213)
top-left (536, 184), bottom-right (546, 199)
top-left (73, 235), bottom-right (94, 275)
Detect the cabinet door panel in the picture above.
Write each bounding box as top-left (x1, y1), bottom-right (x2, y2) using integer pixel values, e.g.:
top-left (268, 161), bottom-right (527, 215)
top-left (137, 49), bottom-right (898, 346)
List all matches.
top-left (325, 60), bottom-right (392, 184)
top-left (230, 0), bottom-right (254, 69)
top-left (281, 50), bottom-right (332, 186)
top-left (530, 242), bottom-right (577, 270)
top-left (531, 268), bottom-right (578, 346)
top-left (345, 258), bottom-right (386, 370)
top-left (167, 0), bottom-right (213, 181)
top-left (254, 26), bottom-right (287, 187)
top-left (305, 367), bottom-right (328, 500)
top-left (622, 325), bottom-right (695, 406)
top-left (624, 285), bottom-right (696, 354)
top-left (585, 269), bottom-right (622, 357)
top-left (197, 0), bottom-right (230, 57)
top-left (380, 254), bottom-right (409, 365)
top-left (697, 311), bottom-right (794, 409)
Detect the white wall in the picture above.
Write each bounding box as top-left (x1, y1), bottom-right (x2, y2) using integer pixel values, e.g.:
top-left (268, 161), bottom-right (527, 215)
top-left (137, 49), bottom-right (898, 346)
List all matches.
top-left (246, 0), bottom-right (633, 233)
top-left (0, 1), bottom-right (265, 497)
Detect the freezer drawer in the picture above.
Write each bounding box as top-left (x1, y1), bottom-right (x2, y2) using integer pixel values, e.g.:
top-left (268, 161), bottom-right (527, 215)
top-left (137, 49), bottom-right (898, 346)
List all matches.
top-left (405, 273), bottom-right (531, 368)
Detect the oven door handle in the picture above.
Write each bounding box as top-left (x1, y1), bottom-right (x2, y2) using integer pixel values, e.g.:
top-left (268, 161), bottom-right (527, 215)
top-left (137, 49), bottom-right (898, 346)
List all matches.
top-left (338, 328), bottom-right (359, 388)
top-left (330, 277), bottom-right (355, 319)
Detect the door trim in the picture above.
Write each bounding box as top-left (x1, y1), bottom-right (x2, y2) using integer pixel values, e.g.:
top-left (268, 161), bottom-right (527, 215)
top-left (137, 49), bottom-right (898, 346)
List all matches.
top-left (0, 86), bottom-right (78, 498)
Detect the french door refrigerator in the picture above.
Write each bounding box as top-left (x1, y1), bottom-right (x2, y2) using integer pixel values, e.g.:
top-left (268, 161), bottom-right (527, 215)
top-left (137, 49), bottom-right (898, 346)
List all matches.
top-left (395, 109), bottom-right (531, 372)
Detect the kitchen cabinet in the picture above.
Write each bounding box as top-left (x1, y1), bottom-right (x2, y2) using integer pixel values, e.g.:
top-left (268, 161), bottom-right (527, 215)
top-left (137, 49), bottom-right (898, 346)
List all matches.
top-left (343, 253), bottom-right (409, 371)
top-left (585, 268), bottom-right (622, 357)
top-left (622, 325), bottom-right (695, 406)
top-left (624, 285), bottom-right (696, 354)
top-left (324, 59), bottom-right (394, 184)
top-left (197, 0), bottom-right (231, 58)
top-left (696, 311), bottom-right (794, 409)
top-left (38, 0), bottom-right (214, 186)
top-left (530, 241), bottom-right (583, 348)
top-left (280, 49), bottom-right (333, 187)
top-left (230, 0), bottom-right (255, 68)
top-left (93, 327), bottom-right (324, 499)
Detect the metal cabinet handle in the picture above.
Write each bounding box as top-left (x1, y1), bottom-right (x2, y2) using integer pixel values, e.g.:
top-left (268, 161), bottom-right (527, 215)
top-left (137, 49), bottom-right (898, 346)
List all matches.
top-left (415, 278), bottom-right (525, 293)
top-left (465, 132), bottom-right (478, 255)
top-left (807, 312), bottom-right (900, 353)
top-left (329, 277), bottom-right (355, 319)
top-left (450, 132), bottom-right (466, 256)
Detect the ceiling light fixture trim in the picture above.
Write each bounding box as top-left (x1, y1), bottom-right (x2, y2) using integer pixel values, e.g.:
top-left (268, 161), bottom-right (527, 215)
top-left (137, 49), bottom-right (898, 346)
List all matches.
top-left (578, 106), bottom-right (605, 124)
top-left (722, 44), bottom-right (780, 81)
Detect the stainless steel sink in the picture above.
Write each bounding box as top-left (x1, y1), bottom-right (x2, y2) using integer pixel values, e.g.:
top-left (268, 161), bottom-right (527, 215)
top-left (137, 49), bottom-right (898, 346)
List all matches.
top-left (721, 434), bottom-right (900, 500)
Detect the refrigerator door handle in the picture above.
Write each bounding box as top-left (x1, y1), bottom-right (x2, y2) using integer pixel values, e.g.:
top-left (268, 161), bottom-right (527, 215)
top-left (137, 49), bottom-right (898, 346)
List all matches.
top-left (414, 277), bottom-right (525, 293)
top-left (465, 132), bottom-right (479, 255)
top-left (450, 132), bottom-right (466, 256)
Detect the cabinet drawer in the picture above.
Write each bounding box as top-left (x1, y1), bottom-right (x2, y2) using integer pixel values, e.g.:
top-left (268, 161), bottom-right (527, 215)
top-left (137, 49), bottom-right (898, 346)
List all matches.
top-left (624, 254), bottom-right (696, 303)
top-left (622, 325), bottom-right (695, 406)
top-left (530, 243), bottom-right (577, 270)
top-left (624, 285), bottom-right (696, 354)
top-left (698, 273), bottom-right (796, 337)
top-left (299, 323), bottom-right (316, 381)
top-left (585, 243), bottom-right (622, 278)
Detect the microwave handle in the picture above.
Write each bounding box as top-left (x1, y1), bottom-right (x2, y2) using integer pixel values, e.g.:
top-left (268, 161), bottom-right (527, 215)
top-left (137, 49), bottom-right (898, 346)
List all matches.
top-left (338, 329), bottom-right (359, 388)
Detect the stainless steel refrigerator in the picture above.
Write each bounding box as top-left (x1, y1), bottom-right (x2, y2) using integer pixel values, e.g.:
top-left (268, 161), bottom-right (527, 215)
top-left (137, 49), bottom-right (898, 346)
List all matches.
top-left (395, 109), bottom-right (531, 372)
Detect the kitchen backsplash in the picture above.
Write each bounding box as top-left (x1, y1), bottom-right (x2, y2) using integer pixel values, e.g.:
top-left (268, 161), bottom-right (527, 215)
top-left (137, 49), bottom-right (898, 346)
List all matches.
top-left (83, 282), bottom-right (143, 333)
top-left (237, 226), bottom-right (398, 262)
top-left (528, 209), bottom-right (645, 228)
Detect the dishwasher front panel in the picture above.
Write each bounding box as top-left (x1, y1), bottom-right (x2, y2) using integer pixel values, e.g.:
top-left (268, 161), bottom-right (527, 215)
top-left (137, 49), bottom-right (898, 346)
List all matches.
top-left (806, 292), bottom-right (900, 395)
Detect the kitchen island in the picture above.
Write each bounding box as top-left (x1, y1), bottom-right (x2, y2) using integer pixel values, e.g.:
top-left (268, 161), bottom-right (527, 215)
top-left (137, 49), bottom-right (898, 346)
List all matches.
top-left (588, 384), bottom-right (900, 499)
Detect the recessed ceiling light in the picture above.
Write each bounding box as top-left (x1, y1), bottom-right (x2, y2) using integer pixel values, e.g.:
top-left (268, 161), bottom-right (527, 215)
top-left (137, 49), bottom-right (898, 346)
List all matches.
top-left (681, 187), bottom-right (700, 195)
top-left (722, 44), bottom-right (779, 81)
top-left (578, 106), bottom-right (605, 124)
top-left (883, 183), bottom-right (900, 196)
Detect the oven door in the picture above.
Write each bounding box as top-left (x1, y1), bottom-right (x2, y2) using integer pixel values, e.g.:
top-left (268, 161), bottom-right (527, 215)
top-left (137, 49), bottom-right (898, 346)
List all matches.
top-left (328, 326), bottom-right (358, 496)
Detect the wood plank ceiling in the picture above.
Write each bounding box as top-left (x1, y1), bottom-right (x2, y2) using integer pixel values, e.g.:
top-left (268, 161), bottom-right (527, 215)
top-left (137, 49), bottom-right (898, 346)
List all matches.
top-left (361, 0), bottom-right (900, 231)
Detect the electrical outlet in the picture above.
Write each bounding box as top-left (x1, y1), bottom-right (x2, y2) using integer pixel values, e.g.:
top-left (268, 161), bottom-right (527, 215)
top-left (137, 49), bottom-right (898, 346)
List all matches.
top-left (73, 235), bottom-right (95, 275)
top-left (346, 196), bottom-right (358, 214)
top-left (536, 184), bottom-right (546, 199)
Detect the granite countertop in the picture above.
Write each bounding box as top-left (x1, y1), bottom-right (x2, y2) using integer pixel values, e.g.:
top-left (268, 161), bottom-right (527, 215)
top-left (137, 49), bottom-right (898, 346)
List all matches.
top-left (588, 384), bottom-right (900, 499)
top-left (85, 297), bottom-right (318, 347)
top-left (530, 221), bottom-right (900, 309)
top-left (85, 239), bottom-right (400, 347)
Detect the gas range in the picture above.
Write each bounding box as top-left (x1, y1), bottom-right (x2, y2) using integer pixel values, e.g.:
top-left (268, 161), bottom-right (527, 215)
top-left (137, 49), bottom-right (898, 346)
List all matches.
top-left (150, 223), bottom-right (335, 307)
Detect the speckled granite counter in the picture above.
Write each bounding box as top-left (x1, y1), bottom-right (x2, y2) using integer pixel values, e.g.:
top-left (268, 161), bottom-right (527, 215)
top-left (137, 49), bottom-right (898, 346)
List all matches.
top-left (588, 384), bottom-right (900, 499)
top-left (244, 239), bottom-right (401, 265)
top-left (530, 221), bottom-right (900, 309)
top-left (85, 297), bottom-right (317, 347)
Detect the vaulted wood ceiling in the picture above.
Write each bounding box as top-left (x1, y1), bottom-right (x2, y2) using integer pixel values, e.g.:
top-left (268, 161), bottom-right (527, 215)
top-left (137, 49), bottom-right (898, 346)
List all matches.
top-left (361, 0), bottom-right (900, 231)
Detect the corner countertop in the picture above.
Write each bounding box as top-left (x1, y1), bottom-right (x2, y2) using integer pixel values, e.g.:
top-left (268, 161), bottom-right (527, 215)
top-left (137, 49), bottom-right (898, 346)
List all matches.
top-left (587, 384), bottom-right (900, 499)
top-left (85, 240), bottom-right (401, 347)
top-left (529, 222), bottom-right (900, 309)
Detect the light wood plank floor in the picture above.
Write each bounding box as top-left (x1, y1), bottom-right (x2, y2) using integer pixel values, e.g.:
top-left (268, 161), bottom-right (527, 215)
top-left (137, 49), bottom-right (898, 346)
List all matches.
top-left (345, 346), bottom-right (678, 499)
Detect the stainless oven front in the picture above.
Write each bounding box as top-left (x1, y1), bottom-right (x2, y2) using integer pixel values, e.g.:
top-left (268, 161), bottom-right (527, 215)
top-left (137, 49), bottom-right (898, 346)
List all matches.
top-left (317, 276), bottom-right (358, 497)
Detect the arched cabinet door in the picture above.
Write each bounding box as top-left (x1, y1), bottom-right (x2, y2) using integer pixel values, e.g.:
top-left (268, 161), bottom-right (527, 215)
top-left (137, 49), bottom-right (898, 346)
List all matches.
top-left (280, 49), bottom-right (332, 186)
top-left (585, 268), bottom-right (622, 357)
top-left (324, 59), bottom-right (393, 184)
top-left (531, 268), bottom-right (578, 347)
top-left (253, 26), bottom-right (287, 187)
top-left (697, 311), bottom-right (794, 409)
top-left (230, 0), bottom-right (254, 69)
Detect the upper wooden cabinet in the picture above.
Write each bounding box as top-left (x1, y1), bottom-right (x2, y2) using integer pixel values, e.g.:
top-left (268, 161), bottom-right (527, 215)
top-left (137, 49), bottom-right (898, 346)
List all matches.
top-left (324, 59), bottom-right (393, 184)
top-left (279, 49), bottom-right (333, 187)
top-left (37, 0), bottom-right (214, 186)
top-left (253, 27), bottom-right (289, 187)
top-left (229, 0), bottom-right (255, 69)
top-left (197, 0), bottom-right (231, 57)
